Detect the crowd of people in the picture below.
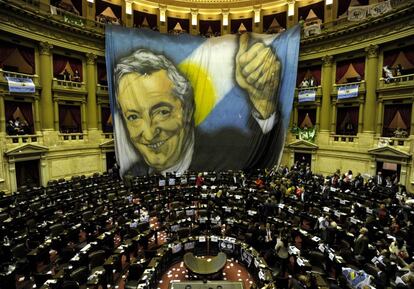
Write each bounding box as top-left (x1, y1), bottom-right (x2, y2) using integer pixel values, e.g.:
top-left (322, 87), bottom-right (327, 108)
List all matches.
top-left (383, 64), bottom-right (405, 83)
top-left (299, 76), bottom-right (317, 88)
top-left (0, 164), bottom-right (413, 289)
top-left (6, 117), bottom-right (31, 135)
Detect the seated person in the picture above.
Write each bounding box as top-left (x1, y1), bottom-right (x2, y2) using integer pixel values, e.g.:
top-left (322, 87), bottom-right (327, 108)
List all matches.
top-left (6, 120), bottom-right (18, 135)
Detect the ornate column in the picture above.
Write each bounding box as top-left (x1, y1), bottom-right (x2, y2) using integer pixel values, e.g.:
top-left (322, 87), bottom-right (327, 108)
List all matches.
top-left (34, 98), bottom-right (41, 132)
top-left (253, 6), bottom-right (262, 33)
top-left (320, 55), bottom-right (333, 132)
top-left (358, 102), bottom-right (364, 133)
top-left (286, 0), bottom-right (297, 28)
top-left (190, 9), bottom-right (199, 35)
top-left (84, 0), bottom-right (96, 22)
top-left (324, 0), bottom-right (336, 24)
top-left (53, 100), bottom-right (59, 131)
top-left (38, 0), bottom-right (50, 12)
top-left (315, 103), bottom-right (321, 129)
top-left (376, 100), bottom-right (383, 135)
top-left (86, 53), bottom-right (98, 130)
top-left (0, 96), bottom-right (5, 133)
top-left (159, 5), bottom-right (167, 33)
top-left (330, 102), bottom-right (336, 133)
top-left (222, 9), bottom-right (229, 35)
top-left (292, 103), bottom-right (298, 126)
top-left (123, 0), bottom-right (134, 27)
top-left (39, 42), bottom-right (54, 130)
top-left (97, 103), bottom-right (102, 131)
top-left (411, 98), bottom-right (414, 135)
top-left (81, 102), bottom-right (87, 132)
top-left (363, 44), bottom-right (379, 133)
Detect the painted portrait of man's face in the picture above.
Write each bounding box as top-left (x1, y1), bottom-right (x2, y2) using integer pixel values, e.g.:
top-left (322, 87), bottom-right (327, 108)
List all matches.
top-left (117, 70), bottom-right (187, 171)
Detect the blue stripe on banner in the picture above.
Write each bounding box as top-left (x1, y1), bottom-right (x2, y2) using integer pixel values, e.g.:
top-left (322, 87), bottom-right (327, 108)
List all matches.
top-left (6, 77), bottom-right (35, 93)
top-left (337, 84), bottom-right (359, 99)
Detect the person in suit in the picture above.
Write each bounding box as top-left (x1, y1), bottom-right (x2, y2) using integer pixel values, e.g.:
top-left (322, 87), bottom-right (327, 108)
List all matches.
top-left (375, 171), bottom-right (385, 186)
top-left (113, 35), bottom-right (282, 176)
top-left (354, 227), bottom-right (370, 260)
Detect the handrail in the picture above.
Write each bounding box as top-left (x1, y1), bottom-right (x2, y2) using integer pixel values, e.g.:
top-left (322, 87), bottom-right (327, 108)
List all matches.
top-left (53, 78), bottom-right (85, 89)
top-left (334, 80), bottom-right (365, 87)
top-left (0, 69), bottom-right (38, 79)
top-left (380, 73), bottom-right (414, 84)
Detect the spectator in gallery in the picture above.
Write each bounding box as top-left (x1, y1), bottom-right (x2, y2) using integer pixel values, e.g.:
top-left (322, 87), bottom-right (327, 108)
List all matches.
top-left (395, 63), bottom-right (403, 76)
top-left (309, 76), bottom-right (316, 87)
top-left (63, 68), bottom-right (71, 81)
top-left (299, 78), bottom-right (309, 88)
top-left (6, 117), bottom-right (30, 135)
top-left (383, 65), bottom-right (394, 83)
top-left (6, 120), bottom-right (17, 135)
top-left (73, 69), bottom-right (81, 82)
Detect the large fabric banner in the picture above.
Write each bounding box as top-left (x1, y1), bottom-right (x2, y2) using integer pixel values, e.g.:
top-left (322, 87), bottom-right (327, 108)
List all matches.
top-left (106, 25), bottom-right (300, 177)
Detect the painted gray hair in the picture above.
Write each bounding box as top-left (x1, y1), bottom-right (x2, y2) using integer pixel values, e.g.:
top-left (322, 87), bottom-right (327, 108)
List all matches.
top-left (114, 49), bottom-right (194, 124)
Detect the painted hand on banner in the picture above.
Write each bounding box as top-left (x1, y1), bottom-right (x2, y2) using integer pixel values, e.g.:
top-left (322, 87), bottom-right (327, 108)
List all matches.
top-left (236, 33), bottom-right (280, 119)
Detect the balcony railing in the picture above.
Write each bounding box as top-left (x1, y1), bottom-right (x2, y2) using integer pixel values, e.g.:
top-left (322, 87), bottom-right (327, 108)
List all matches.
top-left (97, 84), bottom-right (109, 94)
top-left (330, 135), bottom-right (358, 144)
top-left (102, 133), bottom-right (114, 139)
top-left (50, 6), bottom-right (105, 30)
top-left (0, 69), bottom-right (39, 86)
top-left (53, 78), bottom-right (86, 91)
top-left (333, 81), bottom-right (366, 97)
top-left (377, 137), bottom-right (411, 148)
top-left (379, 73), bottom-right (414, 89)
top-left (16, 0), bottom-right (39, 7)
top-left (59, 133), bottom-right (85, 141)
top-left (316, 0), bottom-right (413, 34)
top-left (5, 134), bottom-right (40, 145)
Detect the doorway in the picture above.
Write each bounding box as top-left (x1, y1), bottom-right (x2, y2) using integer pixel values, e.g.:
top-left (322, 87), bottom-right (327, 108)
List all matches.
top-left (376, 161), bottom-right (401, 183)
top-left (106, 152), bottom-right (116, 172)
top-left (294, 152), bottom-right (312, 167)
top-left (15, 160), bottom-right (40, 188)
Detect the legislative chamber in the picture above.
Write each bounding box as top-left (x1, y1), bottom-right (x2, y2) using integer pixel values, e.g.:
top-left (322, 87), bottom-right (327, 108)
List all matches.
top-left (1, 0), bottom-right (414, 289)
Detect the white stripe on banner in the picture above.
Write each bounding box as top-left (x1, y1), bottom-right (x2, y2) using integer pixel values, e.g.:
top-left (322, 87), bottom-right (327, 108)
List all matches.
top-left (298, 89), bottom-right (316, 102)
top-left (337, 84), bottom-right (359, 99)
top-left (6, 77), bottom-right (35, 93)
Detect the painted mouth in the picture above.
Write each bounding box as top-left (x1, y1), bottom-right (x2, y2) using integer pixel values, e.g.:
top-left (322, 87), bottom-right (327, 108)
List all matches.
top-left (145, 140), bottom-right (166, 150)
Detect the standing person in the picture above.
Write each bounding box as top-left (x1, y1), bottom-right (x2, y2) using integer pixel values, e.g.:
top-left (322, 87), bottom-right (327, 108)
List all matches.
top-left (275, 234), bottom-right (289, 277)
top-left (195, 173), bottom-right (204, 187)
top-left (354, 227), bottom-right (370, 261)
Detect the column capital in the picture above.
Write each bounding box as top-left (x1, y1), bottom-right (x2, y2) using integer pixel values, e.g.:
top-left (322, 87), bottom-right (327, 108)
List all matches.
top-left (39, 42), bottom-right (53, 55)
top-left (86, 53), bottom-right (97, 65)
top-left (365, 44), bottom-right (379, 59)
top-left (159, 4), bottom-right (167, 12)
top-left (322, 55), bottom-right (333, 66)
